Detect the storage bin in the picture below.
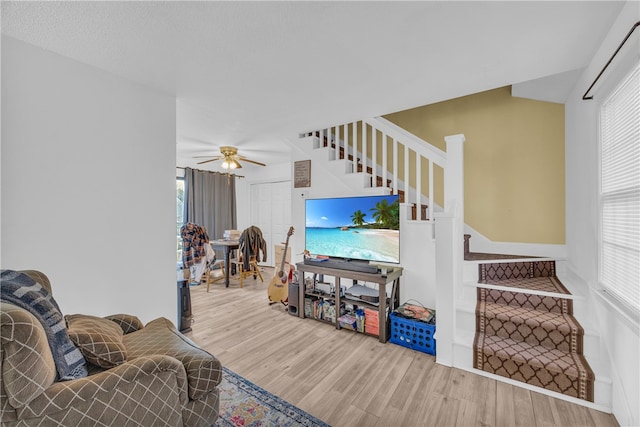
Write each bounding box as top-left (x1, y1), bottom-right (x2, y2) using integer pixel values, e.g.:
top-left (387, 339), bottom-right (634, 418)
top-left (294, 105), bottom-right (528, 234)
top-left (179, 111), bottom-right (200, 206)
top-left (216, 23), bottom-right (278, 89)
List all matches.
top-left (389, 312), bottom-right (436, 355)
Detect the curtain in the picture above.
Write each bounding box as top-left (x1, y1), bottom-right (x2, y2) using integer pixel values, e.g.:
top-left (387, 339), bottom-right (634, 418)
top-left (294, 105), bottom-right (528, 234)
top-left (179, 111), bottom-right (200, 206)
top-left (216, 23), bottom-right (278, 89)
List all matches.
top-left (184, 168), bottom-right (237, 256)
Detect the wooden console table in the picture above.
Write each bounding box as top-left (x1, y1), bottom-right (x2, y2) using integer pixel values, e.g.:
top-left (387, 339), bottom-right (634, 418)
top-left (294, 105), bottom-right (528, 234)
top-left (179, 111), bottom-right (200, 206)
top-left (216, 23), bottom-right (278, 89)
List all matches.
top-left (295, 262), bottom-right (402, 343)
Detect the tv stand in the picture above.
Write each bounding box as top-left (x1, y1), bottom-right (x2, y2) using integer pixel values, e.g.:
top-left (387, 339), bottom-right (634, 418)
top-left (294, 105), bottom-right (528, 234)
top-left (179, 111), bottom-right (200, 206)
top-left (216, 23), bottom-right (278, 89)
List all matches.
top-left (303, 257), bottom-right (379, 274)
top-left (295, 262), bottom-right (402, 343)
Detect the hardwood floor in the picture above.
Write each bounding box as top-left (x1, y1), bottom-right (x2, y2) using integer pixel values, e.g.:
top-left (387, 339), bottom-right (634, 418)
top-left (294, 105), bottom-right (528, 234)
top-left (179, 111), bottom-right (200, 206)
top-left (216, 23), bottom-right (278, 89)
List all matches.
top-left (185, 267), bottom-right (619, 427)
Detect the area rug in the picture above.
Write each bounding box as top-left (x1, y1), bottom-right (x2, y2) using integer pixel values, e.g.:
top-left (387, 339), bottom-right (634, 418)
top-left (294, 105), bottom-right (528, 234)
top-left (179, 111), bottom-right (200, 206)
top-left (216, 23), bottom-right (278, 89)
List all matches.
top-left (216, 367), bottom-right (330, 427)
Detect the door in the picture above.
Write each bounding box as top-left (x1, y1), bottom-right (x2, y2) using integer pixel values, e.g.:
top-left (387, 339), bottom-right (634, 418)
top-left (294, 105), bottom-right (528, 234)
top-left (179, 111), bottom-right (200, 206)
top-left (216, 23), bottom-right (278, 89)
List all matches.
top-left (250, 180), bottom-right (292, 266)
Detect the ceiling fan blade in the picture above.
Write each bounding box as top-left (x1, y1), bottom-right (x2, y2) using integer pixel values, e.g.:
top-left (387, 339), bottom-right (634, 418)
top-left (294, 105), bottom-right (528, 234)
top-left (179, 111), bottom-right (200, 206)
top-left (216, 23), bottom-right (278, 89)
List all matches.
top-left (237, 156), bottom-right (266, 167)
top-left (193, 155), bottom-right (223, 159)
top-left (196, 158), bottom-right (218, 165)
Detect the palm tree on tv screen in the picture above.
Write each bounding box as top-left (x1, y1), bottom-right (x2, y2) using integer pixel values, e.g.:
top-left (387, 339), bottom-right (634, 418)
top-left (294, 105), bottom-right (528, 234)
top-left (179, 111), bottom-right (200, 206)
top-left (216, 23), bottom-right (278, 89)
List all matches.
top-left (351, 210), bottom-right (366, 227)
top-left (370, 199), bottom-right (399, 229)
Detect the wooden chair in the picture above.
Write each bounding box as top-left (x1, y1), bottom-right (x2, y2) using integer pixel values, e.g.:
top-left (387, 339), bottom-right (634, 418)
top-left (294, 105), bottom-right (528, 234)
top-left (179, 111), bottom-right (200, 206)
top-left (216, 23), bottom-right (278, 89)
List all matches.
top-left (229, 254), bottom-right (263, 288)
top-left (203, 258), bottom-right (226, 292)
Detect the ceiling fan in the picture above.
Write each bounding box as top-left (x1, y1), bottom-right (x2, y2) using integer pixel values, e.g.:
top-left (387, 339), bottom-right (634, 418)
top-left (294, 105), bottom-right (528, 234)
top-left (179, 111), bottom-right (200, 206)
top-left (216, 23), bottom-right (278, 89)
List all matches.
top-left (194, 146), bottom-right (266, 169)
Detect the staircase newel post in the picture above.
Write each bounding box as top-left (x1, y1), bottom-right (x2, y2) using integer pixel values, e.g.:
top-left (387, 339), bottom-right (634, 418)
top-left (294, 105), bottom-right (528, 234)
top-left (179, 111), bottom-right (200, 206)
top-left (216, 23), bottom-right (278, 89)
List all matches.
top-left (444, 134), bottom-right (465, 218)
top-left (444, 134), bottom-right (466, 304)
top-left (434, 134), bottom-right (465, 367)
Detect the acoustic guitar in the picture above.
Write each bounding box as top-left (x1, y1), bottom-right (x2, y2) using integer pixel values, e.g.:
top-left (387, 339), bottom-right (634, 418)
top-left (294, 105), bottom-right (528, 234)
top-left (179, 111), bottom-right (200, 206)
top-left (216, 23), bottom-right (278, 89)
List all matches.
top-left (268, 226), bottom-right (294, 305)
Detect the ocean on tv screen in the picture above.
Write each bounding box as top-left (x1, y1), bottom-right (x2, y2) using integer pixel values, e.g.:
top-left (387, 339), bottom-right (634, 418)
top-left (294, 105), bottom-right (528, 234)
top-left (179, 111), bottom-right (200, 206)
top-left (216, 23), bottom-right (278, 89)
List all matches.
top-left (305, 227), bottom-right (399, 263)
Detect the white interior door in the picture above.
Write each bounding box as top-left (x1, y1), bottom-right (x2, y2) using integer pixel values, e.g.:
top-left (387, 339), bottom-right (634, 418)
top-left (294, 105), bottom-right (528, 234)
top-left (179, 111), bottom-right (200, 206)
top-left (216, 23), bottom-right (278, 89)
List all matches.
top-left (250, 180), bottom-right (292, 266)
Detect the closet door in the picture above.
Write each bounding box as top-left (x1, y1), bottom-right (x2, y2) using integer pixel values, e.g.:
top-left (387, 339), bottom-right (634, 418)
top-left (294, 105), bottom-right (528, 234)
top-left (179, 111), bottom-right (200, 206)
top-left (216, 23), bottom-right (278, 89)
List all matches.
top-left (250, 180), bottom-right (291, 266)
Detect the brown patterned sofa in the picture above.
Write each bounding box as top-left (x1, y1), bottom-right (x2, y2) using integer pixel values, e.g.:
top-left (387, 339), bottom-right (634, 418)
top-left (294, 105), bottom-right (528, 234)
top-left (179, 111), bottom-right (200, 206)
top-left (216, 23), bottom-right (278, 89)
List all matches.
top-left (1, 270), bottom-right (222, 426)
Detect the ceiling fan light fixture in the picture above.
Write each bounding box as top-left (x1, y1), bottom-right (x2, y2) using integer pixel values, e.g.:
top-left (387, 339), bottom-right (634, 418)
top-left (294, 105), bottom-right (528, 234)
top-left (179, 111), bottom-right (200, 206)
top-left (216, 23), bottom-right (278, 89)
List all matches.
top-left (193, 145), bottom-right (262, 168)
top-left (221, 157), bottom-right (240, 169)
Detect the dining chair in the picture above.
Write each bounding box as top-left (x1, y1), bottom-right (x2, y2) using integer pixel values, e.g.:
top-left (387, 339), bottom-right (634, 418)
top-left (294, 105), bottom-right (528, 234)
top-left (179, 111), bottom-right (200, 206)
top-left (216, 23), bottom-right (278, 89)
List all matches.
top-left (204, 258), bottom-right (226, 292)
top-left (228, 254), bottom-right (263, 288)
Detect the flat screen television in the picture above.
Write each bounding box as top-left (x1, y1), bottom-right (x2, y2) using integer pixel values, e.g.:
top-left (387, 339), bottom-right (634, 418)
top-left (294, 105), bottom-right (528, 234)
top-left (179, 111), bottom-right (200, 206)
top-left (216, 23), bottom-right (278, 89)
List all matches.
top-left (305, 194), bottom-right (400, 264)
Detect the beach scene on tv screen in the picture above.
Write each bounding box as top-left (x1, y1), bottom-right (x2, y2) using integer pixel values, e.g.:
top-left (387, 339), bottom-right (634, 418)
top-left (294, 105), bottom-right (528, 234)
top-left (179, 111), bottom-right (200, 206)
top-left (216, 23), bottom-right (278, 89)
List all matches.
top-left (305, 195), bottom-right (400, 263)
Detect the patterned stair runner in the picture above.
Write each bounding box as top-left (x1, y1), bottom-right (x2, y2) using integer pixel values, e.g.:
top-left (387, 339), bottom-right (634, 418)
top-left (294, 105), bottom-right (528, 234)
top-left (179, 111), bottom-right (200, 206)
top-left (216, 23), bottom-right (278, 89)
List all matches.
top-left (473, 260), bottom-right (595, 401)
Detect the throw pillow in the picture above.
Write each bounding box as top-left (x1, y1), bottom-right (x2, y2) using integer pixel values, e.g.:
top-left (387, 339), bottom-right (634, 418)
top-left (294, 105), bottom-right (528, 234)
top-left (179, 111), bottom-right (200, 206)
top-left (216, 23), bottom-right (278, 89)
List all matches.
top-left (1, 269), bottom-right (87, 380)
top-left (65, 314), bottom-right (127, 368)
top-left (103, 313), bottom-right (144, 334)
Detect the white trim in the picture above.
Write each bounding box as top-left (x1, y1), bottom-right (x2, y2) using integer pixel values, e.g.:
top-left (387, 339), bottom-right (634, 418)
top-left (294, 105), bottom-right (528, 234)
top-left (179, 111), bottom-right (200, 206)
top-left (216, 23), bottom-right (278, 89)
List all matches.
top-left (594, 288), bottom-right (640, 333)
top-left (464, 223), bottom-right (567, 259)
top-left (474, 282), bottom-right (578, 300)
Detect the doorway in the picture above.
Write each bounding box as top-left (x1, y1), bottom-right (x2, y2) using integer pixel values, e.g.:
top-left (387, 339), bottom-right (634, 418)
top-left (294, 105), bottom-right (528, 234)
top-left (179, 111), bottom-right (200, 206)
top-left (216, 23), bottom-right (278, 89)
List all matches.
top-left (249, 180), bottom-right (292, 267)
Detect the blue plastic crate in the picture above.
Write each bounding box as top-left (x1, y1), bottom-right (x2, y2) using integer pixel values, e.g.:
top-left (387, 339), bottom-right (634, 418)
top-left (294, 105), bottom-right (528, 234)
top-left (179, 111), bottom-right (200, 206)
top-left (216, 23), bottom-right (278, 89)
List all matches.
top-left (389, 312), bottom-right (436, 355)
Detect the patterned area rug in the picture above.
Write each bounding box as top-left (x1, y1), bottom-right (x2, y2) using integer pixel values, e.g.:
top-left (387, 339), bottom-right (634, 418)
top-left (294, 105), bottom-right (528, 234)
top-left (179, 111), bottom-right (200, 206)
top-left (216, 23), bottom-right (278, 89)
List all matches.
top-left (216, 367), bottom-right (330, 427)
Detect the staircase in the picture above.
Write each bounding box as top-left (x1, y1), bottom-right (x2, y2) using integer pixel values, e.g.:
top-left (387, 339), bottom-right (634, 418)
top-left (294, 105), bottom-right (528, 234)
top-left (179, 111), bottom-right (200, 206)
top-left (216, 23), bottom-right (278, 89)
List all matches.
top-left (472, 259), bottom-right (595, 401)
top-left (298, 118), bottom-right (610, 411)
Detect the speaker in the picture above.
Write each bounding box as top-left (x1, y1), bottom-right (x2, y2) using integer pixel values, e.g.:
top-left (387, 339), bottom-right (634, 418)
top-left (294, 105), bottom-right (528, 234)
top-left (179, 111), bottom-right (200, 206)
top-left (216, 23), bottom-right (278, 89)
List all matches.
top-left (177, 279), bottom-right (193, 333)
top-left (288, 283), bottom-right (299, 316)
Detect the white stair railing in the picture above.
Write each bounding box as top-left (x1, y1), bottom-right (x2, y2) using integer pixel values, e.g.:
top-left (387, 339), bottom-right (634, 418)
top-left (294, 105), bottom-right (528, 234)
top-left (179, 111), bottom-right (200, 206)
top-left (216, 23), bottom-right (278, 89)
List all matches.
top-left (300, 117), bottom-right (463, 223)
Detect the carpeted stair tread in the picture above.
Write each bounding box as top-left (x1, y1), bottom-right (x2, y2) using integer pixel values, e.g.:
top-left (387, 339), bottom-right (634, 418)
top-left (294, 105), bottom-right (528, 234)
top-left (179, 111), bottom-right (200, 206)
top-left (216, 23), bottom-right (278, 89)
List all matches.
top-left (475, 333), bottom-right (594, 401)
top-left (476, 333), bottom-right (592, 376)
top-left (482, 276), bottom-right (571, 295)
top-left (478, 300), bottom-right (584, 353)
top-left (479, 260), bottom-right (557, 283)
top-left (478, 286), bottom-right (573, 314)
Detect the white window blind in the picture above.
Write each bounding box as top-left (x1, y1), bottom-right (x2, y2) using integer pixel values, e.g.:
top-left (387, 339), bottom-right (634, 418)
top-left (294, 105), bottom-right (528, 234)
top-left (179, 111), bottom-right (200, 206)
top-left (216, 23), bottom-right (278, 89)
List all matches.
top-left (599, 62), bottom-right (640, 312)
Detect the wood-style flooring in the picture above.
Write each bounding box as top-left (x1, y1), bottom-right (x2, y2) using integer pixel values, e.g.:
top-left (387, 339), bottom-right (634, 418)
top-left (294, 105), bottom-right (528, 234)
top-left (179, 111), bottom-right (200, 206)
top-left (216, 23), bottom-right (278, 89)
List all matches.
top-left (185, 267), bottom-right (619, 427)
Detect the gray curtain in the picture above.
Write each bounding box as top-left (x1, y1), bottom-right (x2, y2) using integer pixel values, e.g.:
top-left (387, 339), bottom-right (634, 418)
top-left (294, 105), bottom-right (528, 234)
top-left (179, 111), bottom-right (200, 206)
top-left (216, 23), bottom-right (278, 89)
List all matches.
top-left (184, 168), bottom-right (237, 253)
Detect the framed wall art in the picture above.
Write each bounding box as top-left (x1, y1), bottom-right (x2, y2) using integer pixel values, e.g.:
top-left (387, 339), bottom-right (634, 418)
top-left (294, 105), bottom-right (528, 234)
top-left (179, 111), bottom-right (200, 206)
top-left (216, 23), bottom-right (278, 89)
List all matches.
top-left (294, 160), bottom-right (311, 188)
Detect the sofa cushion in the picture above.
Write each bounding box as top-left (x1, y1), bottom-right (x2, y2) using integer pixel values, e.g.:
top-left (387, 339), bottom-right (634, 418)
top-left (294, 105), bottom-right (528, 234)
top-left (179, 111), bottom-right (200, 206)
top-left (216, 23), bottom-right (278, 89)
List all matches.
top-left (1, 302), bottom-right (57, 409)
top-left (124, 317), bottom-right (222, 400)
top-left (66, 314), bottom-right (127, 369)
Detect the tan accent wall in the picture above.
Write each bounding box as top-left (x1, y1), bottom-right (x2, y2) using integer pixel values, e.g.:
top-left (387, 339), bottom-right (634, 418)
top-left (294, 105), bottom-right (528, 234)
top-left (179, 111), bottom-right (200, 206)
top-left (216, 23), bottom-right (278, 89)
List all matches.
top-left (384, 86), bottom-right (565, 244)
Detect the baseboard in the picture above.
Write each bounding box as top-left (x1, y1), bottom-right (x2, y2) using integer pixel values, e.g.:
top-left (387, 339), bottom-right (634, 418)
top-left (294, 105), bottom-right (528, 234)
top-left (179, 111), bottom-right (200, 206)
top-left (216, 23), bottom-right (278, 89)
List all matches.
top-left (464, 224), bottom-right (566, 259)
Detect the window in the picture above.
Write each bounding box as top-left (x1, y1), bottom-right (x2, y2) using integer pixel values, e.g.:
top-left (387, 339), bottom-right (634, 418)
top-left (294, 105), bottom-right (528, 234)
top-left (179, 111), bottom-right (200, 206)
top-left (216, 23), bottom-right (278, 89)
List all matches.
top-left (177, 177), bottom-right (185, 264)
top-left (599, 62), bottom-right (640, 313)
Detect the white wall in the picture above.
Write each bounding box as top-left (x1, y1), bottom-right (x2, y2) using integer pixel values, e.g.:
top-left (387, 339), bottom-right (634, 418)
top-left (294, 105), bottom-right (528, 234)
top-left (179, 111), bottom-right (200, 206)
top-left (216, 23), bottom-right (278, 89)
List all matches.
top-left (564, 3), bottom-right (639, 425)
top-left (1, 37), bottom-right (178, 324)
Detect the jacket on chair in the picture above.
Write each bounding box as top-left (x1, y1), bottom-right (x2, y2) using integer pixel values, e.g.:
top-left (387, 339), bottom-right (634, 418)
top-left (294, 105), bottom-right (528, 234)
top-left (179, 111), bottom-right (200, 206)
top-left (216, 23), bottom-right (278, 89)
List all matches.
top-left (180, 222), bottom-right (209, 267)
top-left (238, 226), bottom-right (267, 270)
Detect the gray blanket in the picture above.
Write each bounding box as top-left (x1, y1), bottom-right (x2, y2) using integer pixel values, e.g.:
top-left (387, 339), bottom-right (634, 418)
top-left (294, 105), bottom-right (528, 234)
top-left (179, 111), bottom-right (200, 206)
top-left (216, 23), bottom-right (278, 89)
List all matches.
top-left (1, 269), bottom-right (87, 380)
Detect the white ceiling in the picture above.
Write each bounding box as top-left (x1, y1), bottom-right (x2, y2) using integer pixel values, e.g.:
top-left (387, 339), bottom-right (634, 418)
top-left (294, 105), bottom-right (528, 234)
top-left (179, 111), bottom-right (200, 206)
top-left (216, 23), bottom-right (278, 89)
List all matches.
top-left (1, 1), bottom-right (625, 172)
